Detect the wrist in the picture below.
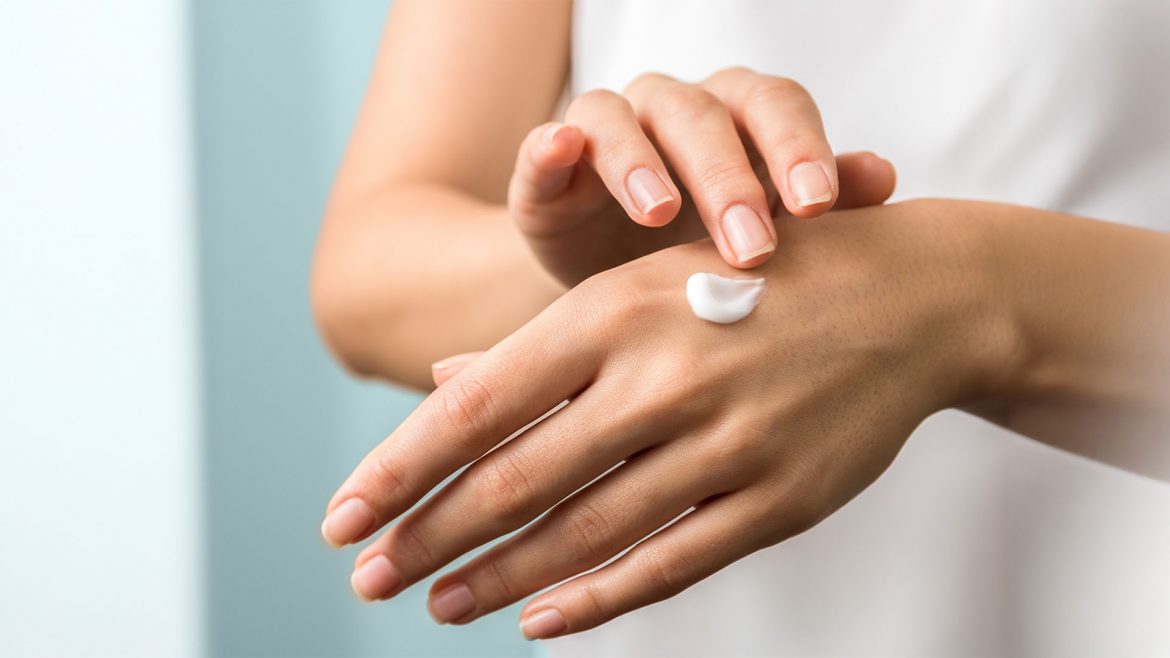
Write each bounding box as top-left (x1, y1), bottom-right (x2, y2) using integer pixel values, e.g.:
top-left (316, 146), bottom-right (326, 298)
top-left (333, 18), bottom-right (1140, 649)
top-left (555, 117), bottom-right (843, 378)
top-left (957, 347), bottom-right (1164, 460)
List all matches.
top-left (902, 199), bottom-right (1028, 411)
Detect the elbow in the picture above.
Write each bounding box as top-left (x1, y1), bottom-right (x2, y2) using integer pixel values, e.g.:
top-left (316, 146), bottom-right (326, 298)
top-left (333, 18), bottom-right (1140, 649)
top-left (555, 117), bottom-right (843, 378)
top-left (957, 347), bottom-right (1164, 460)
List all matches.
top-left (310, 196), bottom-right (438, 391)
top-left (310, 266), bottom-right (435, 392)
top-left (309, 253), bottom-right (384, 380)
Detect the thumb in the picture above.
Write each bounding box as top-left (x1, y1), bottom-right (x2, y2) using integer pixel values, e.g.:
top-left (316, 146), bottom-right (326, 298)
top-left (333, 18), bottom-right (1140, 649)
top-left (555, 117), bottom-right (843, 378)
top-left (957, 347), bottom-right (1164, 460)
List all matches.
top-left (507, 122), bottom-right (587, 229)
top-left (832, 151), bottom-right (897, 209)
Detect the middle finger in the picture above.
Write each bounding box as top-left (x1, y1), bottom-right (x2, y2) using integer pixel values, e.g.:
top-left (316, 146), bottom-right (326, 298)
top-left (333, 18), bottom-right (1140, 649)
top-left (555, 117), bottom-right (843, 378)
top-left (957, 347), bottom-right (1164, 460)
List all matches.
top-left (624, 73), bottom-right (777, 267)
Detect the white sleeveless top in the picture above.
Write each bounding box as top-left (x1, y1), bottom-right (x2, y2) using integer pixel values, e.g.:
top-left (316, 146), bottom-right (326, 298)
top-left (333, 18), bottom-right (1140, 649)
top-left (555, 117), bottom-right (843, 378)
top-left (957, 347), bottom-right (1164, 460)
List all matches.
top-left (549, 1), bottom-right (1170, 656)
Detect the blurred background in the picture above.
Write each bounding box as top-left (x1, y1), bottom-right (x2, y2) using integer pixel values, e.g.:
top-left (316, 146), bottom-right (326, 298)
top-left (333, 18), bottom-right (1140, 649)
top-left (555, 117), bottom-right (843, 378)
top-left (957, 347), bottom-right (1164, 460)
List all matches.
top-left (0, 1), bottom-right (528, 656)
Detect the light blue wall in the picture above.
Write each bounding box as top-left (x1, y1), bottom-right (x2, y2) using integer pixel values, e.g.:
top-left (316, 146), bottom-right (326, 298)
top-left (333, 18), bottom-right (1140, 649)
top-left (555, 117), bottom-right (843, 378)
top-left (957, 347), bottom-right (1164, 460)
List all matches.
top-left (191, 2), bottom-right (530, 655)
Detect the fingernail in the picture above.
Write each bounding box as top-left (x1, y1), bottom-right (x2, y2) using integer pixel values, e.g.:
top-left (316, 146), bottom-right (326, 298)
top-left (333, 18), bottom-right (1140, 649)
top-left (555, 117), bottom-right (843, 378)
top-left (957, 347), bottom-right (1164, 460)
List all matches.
top-left (626, 167), bottom-right (674, 215)
top-left (321, 497), bottom-right (374, 547)
top-left (520, 607), bottom-right (568, 640)
top-left (543, 123), bottom-right (565, 144)
top-left (431, 352), bottom-right (478, 372)
top-left (350, 555), bottom-right (402, 601)
top-left (721, 204), bottom-right (775, 262)
top-left (789, 161), bottom-right (832, 207)
top-left (429, 582), bottom-right (477, 623)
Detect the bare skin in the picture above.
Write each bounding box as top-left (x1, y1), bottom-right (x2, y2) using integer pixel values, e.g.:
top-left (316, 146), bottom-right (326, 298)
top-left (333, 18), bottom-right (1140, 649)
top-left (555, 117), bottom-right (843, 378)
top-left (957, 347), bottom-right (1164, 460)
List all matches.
top-left (313, 0), bottom-right (1170, 642)
top-left (310, 0), bottom-right (894, 389)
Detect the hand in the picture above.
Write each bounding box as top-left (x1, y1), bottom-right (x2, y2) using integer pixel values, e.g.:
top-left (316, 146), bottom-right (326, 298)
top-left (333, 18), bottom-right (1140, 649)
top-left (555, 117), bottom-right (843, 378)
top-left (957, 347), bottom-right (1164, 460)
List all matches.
top-left (508, 67), bottom-right (897, 286)
top-left (320, 200), bottom-right (1009, 638)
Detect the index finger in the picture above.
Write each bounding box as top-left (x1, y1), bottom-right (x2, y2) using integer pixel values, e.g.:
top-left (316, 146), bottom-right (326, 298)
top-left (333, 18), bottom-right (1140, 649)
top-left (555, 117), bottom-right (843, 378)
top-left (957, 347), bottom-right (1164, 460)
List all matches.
top-left (320, 312), bottom-right (602, 547)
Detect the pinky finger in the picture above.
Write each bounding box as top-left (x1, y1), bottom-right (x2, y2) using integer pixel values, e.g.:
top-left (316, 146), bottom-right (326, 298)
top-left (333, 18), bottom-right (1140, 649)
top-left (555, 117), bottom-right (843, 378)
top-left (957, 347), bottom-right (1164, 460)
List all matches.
top-left (517, 493), bottom-right (772, 640)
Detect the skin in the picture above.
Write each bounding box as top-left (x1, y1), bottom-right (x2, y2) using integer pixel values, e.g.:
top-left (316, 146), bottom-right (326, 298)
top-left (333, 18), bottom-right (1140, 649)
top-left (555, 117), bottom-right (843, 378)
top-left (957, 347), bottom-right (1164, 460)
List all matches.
top-left (323, 200), bottom-right (1170, 639)
top-left (310, 0), bottom-right (894, 389)
top-left (313, 0), bottom-right (1170, 643)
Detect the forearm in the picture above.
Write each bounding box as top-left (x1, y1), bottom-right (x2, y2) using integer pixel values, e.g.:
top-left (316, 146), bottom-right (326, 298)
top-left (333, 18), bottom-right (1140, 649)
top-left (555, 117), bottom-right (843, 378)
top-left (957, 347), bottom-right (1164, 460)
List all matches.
top-left (311, 183), bottom-right (564, 390)
top-left (962, 201), bottom-right (1170, 472)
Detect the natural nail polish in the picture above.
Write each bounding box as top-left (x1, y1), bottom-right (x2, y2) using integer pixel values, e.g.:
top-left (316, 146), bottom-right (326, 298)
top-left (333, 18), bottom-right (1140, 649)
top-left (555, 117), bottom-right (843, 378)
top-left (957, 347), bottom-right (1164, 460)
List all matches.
top-left (520, 607), bottom-right (568, 640)
top-left (350, 555), bottom-right (401, 601)
top-left (320, 497), bottom-right (374, 547)
top-left (721, 204), bottom-right (775, 262)
top-left (429, 582), bottom-right (477, 623)
top-left (789, 161), bottom-right (833, 207)
top-left (626, 167), bottom-right (674, 215)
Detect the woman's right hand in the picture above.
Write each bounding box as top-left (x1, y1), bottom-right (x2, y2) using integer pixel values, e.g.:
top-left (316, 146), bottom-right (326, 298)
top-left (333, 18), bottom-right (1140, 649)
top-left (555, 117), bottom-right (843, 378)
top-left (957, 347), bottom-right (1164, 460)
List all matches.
top-left (508, 66), bottom-right (898, 287)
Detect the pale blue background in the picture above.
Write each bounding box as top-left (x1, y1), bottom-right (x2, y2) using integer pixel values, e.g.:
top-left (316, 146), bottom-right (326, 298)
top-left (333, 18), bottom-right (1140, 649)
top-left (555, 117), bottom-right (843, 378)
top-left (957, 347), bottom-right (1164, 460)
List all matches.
top-left (191, 1), bottom-right (530, 655)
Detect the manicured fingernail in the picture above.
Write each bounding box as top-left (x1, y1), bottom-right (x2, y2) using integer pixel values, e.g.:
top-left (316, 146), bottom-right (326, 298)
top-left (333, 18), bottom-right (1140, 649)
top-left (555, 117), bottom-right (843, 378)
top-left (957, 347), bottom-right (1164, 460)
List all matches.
top-left (429, 582), bottom-right (477, 623)
top-left (520, 607), bottom-right (567, 640)
top-left (789, 161), bottom-right (832, 207)
top-left (721, 204), bottom-right (775, 262)
top-left (321, 498), bottom-right (374, 547)
top-left (543, 123), bottom-right (565, 144)
top-left (350, 555), bottom-right (402, 601)
top-left (626, 167), bottom-right (674, 215)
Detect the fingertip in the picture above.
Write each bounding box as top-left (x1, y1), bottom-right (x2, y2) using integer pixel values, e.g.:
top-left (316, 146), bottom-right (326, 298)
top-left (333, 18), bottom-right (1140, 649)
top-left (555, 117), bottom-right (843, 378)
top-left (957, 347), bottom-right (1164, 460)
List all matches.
top-left (625, 166), bottom-right (680, 227)
top-left (783, 160), bottom-right (836, 218)
top-left (431, 351), bottom-right (482, 387)
top-left (541, 123), bottom-right (585, 164)
top-left (321, 497), bottom-right (376, 548)
top-left (541, 122), bottom-right (566, 145)
top-left (849, 150), bottom-right (897, 184)
top-left (519, 607), bottom-right (568, 640)
top-left (632, 196), bottom-right (682, 227)
top-left (873, 153), bottom-right (897, 196)
top-left (725, 245), bottom-right (776, 269)
top-left (785, 201), bottom-right (832, 219)
top-left (523, 123), bottom-right (583, 178)
top-left (833, 151), bottom-right (897, 208)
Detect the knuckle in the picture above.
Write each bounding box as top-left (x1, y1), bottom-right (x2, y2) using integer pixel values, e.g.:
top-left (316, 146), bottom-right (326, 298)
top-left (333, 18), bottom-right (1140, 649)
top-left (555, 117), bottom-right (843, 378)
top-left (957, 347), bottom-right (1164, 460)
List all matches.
top-left (636, 355), bottom-right (716, 416)
top-left (567, 88), bottom-right (627, 119)
top-left (695, 158), bottom-right (756, 192)
top-left (370, 449), bottom-right (412, 504)
top-left (747, 76), bottom-right (810, 108)
top-left (440, 374), bottom-right (498, 440)
top-left (478, 450), bottom-right (539, 523)
top-left (635, 541), bottom-right (693, 599)
top-left (705, 65), bottom-right (756, 86)
top-left (478, 555), bottom-right (520, 604)
top-left (627, 70), bottom-right (673, 88)
top-left (561, 500), bottom-right (614, 567)
top-left (593, 134), bottom-right (649, 169)
top-left (764, 473), bottom-right (830, 541)
top-left (575, 271), bottom-right (640, 317)
top-left (575, 581), bottom-right (613, 624)
top-left (786, 480), bottom-right (830, 534)
top-left (658, 86), bottom-right (723, 121)
top-left (392, 518), bottom-right (437, 568)
top-left (703, 428), bottom-right (767, 480)
top-left (624, 70), bottom-right (673, 94)
top-left (774, 135), bottom-right (829, 156)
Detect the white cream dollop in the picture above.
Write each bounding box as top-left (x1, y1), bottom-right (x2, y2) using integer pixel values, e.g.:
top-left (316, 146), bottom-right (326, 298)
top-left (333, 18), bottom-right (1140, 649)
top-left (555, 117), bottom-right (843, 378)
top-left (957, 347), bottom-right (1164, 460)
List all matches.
top-left (685, 272), bottom-right (765, 324)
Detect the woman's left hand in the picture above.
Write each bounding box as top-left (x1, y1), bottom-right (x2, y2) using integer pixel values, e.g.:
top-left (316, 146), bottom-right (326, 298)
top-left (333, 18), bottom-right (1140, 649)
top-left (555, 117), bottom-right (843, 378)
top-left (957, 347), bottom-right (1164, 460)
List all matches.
top-left (320, 199), bottom-right (1012, 638)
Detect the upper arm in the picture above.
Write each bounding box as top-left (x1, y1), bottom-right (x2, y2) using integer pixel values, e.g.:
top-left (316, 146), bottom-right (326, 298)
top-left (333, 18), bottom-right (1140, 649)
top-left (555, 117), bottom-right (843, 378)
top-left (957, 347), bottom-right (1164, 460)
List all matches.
top-left (332, 0), bottom-right (572, 205)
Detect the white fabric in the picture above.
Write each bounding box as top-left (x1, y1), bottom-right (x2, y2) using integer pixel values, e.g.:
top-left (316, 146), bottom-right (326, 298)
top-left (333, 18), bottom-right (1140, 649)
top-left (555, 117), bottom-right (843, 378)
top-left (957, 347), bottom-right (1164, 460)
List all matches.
top-left (549, 1), bottom-right (1170, 656)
